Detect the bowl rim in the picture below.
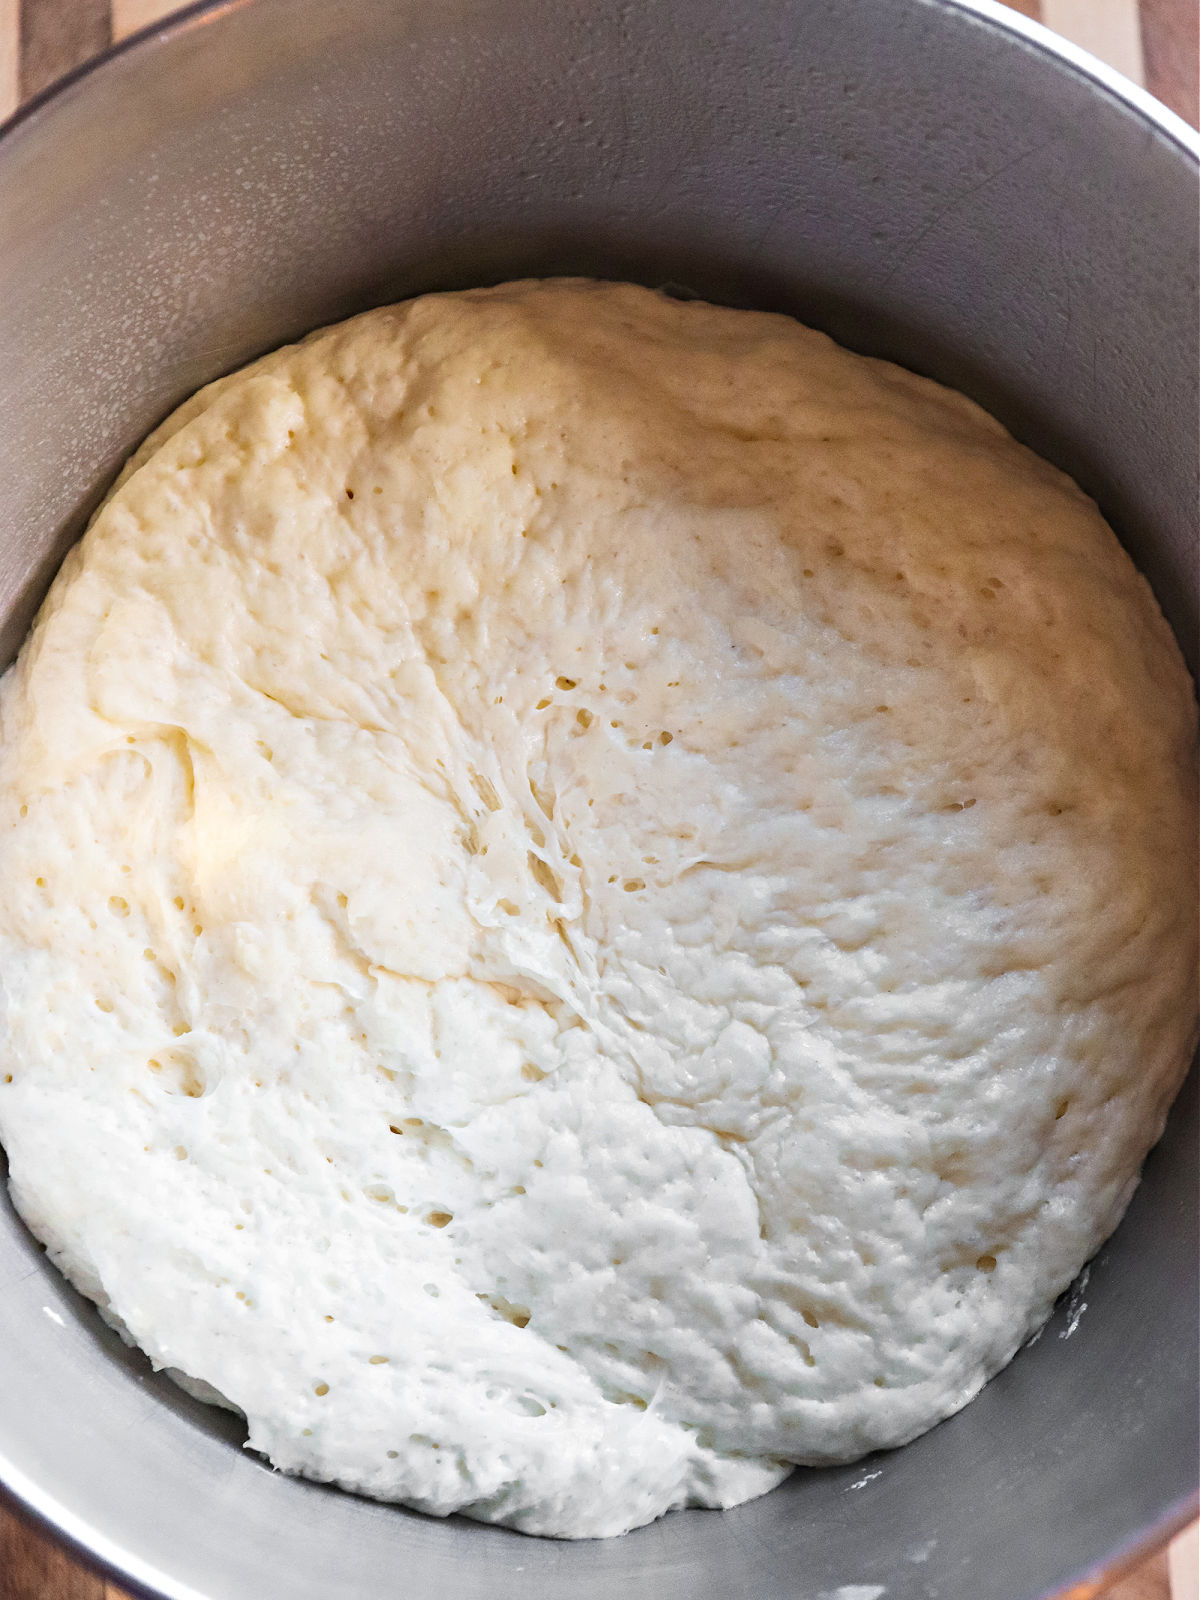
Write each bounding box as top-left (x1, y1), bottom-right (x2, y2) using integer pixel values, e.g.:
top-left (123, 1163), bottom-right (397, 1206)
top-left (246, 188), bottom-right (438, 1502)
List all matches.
top-left (0, 0), bottom-right (1198, 162)
top-left (945, 0), bottom-right (1199, 159)
top-left (0, 2), bottom-right (1195, 1597)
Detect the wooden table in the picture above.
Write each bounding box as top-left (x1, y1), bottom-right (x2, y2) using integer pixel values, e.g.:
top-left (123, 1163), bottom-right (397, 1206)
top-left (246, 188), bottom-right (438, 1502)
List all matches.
top-left (0, 2), bottom-right (1196, 1597)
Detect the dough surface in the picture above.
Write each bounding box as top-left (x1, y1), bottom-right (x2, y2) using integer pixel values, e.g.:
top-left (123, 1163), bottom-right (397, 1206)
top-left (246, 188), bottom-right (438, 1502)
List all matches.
top-left (0, 280), bottom-right (1195, 1539)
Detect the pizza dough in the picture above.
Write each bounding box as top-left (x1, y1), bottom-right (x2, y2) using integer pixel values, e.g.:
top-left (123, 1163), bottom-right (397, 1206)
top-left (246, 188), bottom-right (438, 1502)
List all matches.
top-left (0, 280), bottom-right (1194, 1539)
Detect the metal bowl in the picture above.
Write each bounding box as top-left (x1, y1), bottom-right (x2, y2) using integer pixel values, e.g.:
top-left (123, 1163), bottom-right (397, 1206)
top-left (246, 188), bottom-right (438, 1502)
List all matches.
top-left (0, 3), bottom-right (1196, 1596)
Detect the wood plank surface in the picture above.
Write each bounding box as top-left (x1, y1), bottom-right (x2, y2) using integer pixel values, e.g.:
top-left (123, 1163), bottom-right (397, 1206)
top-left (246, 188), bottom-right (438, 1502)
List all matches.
top-left (16, 0), bottom-right (108, 101)
top-left (1042, 0), bottom-right (1146, 83)
top-left (110, 0), bottom-right (182, 40)
top-left (0, 0), bottom-right (17, 120)
top-left (0, 1511), bottom-right (107, 1600)
top-left (0, 1), bottom-right (1195, 1596)
top-left (1141, 0), bottom-right (1200, 124)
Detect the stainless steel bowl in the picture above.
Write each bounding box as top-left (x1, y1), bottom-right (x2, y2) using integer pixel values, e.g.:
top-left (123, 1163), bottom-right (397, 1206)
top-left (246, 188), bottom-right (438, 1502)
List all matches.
top-left (0, 3), bottom-right (1196, 1597)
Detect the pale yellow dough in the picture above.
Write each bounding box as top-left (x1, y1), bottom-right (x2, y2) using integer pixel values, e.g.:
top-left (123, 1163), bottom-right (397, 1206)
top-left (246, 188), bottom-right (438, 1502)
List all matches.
top-left (0, 280), bottom-right (1195, 1538)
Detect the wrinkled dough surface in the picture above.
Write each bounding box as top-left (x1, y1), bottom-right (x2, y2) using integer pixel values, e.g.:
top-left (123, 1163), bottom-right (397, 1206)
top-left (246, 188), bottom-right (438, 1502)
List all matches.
top-left (0, 281), bottom-right (1195, 1538)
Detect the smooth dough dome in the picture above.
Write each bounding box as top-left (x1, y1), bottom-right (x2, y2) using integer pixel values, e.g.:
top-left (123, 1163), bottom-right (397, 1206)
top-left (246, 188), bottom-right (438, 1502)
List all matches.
top-left (0, 280), bottom-right (1195, 1539)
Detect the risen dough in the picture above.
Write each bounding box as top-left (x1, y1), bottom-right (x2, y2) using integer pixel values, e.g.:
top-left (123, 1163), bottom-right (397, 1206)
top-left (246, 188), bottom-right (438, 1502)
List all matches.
top-left (0, 280), bottom-right (1195, 1539)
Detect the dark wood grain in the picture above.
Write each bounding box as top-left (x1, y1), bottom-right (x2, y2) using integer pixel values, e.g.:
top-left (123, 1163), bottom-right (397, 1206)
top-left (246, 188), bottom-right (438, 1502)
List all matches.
top-left (17, 0), bottom-right (108, 101)
top-left (1141, 0), bottom-right (1200, 126)
top-left (0, 1507), bottom-right (105, 1600)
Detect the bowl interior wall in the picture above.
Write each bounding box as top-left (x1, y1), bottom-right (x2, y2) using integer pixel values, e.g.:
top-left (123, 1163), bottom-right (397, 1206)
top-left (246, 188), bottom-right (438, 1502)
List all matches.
top-left (0, 3), bottom-right (1196, 1597)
